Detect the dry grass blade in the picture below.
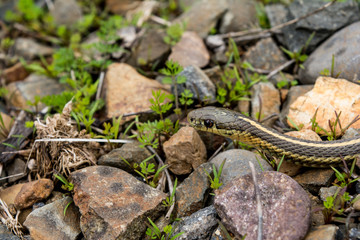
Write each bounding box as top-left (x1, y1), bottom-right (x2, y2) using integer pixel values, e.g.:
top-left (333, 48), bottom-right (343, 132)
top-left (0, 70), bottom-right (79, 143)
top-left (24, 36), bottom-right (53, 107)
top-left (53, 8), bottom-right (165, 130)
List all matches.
top-left (0, 198), bottom-right (24, 239)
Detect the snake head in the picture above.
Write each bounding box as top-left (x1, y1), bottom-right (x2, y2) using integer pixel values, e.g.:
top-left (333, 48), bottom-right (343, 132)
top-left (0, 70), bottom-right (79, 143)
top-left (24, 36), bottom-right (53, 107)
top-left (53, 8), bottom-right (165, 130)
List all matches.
top-left (187, 107), bottom-right (238, 130)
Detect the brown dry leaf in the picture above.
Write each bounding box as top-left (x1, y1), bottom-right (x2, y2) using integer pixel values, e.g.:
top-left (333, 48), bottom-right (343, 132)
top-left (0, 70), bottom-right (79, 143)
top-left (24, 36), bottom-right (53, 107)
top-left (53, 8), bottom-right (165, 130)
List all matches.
top-left (34, 101), bottom-right (98, 176)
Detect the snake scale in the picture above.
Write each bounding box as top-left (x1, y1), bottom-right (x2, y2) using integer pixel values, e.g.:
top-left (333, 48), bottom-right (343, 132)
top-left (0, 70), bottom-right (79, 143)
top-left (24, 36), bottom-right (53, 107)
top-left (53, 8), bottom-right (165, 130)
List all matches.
top-left (187, 106), bottom-right (360, 167)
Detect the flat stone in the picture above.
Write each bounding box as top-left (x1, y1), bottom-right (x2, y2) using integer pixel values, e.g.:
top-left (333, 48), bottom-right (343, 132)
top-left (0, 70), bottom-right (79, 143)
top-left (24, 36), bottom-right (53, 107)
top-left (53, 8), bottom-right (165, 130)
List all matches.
top-left (215, 171), bottom-right (311, 240)
top-left (174, 0), bottom-right (228, 38)
top-left (50, 0), bottom-right (82, 27)
top-left (304, 225), bottom-right (339, 240)
top-left (135, 28), bottom-right (170, 66)
top-left (97, 141), bottom-right (155, 173)
top-left (287, 77), bottom-right (360, 136)
top-left (175, 162), bottom-right (212, 217)
top-left (169, 31), bottom-right (210, 68)
top-left (12, 38), bottom-right (54, 60)
top-left (163, 126), bottom-right (207, 175)
top-left (3, 62), bottom-right (29, 84)
top-left (243, 37), bottom-right (287, 71)
top-left (299, 21), bottom-right (360, 84)
top-left (293, 169), bottom-right (335, 195)
top-left (265, 4), bottom-right (288, 43)
top-left (172, 205), bottom-right (218, 240)
top-left (210, 149), bottom-right (273, 187)
top-left (251, 82), bottom-right (280, 123)
top-left (175, 65), bottom-right (216, 103)
top-left (105, 0), bottom-right (141, 14)
top-left (5, 74), bottom-right (67, 110)
top-left (71, 166), bottom-right (167, 240)
top-left (0, 183), bottom-right (25, 206)
top-left (103, 63), bottom-right (170, 118)
top-left (24, 197), bottom-right (81, 240)
top-left (282, 0), bottom-right (360, 53)
top-left (14, 179), bottom-right (54, 210)
top-left (219, 0), bottom-right (257, 33)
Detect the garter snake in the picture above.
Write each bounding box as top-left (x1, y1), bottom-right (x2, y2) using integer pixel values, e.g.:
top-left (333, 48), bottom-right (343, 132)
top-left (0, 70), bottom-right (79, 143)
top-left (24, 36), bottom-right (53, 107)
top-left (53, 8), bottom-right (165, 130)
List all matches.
top-left (187, 106), bottom-right (360, 167)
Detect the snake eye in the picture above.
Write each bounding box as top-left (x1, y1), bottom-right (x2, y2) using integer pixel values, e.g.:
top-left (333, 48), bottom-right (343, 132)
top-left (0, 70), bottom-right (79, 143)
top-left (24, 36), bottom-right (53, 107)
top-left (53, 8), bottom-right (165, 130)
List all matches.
top-left (190, 118), bottom-right (195, 122)
top-left (204, 119), bottom-right (214, 128)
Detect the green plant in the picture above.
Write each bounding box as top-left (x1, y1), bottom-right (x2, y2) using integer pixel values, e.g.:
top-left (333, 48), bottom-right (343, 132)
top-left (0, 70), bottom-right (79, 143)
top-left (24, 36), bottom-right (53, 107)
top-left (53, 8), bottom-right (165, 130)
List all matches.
top-left (160, 60), bottom-right (186, 116)
top-left (0, 38), bottom-right (14, 51)
top-left (2, 134), bottom-right (24, 150)
top-left (179, 89), bottom-right (193, 114)
top-left (286, 116), bottom-right (303, 131)
top-left (204, 159), bottom-right (226, 195)
top-left (163, 23), bottom-right (185, 46)
top-left (149, 90), bottom-right (173, 120)
top-left (53, 172), bottom-right (74, 216)
top-left (0, 87), bottom-right (8, 98)
top-left (331, 159), bottom-right (359, 188)
top-left (280, 32), bottom-right (315, 73)
top-left (162, 178), bottom-right (177, 207)
top-left (145, 217), bottom-right (184, 240)
top-left (255, 2), bottom-right (270, 29)
top-left (5, 0), bottom-right (44, 24)
top-left (276, 72), bottom-right (298, 89)
top-left (25, 121), bottom-right (36, 135)
top-left (320, 54), bottom-right (341, 78)
top-left (322, 187), bottom-right (352, 224)
top-left (0, 113), bottom-right (12, 139)
top-left (26, 96), bottom-right (41, 113)
top-left (97, 116), bottom-right (122, 140)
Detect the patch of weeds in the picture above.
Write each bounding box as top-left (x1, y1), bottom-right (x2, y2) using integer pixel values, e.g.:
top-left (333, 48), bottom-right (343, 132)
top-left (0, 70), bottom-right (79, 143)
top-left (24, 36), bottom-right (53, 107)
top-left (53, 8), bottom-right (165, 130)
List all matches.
top-left (276, 72), bottom-right (298, 89)
top-left (179, 89), bottom-right (193, 115)
top-left (97, 115), bottom-right (122, 141)
top-left (160, 60), bottom-right (186, 116)
top-left (320, 54), bottom-right (341, 78)
top-left (310, 109), bottom-right (360, 140)
top-left (0, 87), bottom-right (8, 98)
top-left (204, 159), bottom-right (226, 195)
top-left (280, 32), bottom-right (315, 73)
top-left (25, 120), bottom-right (36, 135)
top-left (122, 154), bottom-right (166, 188)
top-left (0, 37), bottom-right (14, 52)
top-left (53, 171), bottom-right (74, 216)
top-left (331, 159), bottom-right (359, 188)
top-left (163, 22), bottom-right (186, 46)
top-left (255, 2), bottom-right (270, 29)
top-left (162, 178), bottom-right (177, 207)
top-left (145, 217), bottom-right (184, 240)
top-left (135, 90), bottom-right (179, 149)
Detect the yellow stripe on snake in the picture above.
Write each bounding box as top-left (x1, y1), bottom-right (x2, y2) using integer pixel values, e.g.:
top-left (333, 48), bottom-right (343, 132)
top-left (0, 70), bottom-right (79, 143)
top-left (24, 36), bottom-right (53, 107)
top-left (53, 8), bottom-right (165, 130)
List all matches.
top-left (187, 107), bottom-right (360, 167)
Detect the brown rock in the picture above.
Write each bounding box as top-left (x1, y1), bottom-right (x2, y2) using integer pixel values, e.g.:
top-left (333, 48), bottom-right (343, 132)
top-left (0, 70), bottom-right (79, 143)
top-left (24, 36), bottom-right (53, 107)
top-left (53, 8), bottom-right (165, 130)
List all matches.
top-left (293, 169), bottom-right (335, 195)
top-left (14, 179), bottom-right (54, 210)
top-left (251, 82), bottom-right (280, 122)
top-left (279, 129), bottom-right (322, 176)
top-left (175, 162), bottom-right (212, 217)
top-left (353, 194), bottom-right (360, 211)
top-left (71, 166), bottom-right (167, 240)
top-left (169, 31), bottom-right (210, 68)
top-left (24, 197), bottom-right (81, 240)
top-left (103, 63), bottom-right (170, 118)
top-left (304, 225), bottom-right (339, 240)
top-left (163, 126), bottom-right (207, 175)
top-left (0, 112), bottom-right (12, 141)
top-left (0, 183), bottom-right (25, 206)
top-left (215, 171), bottom-right (311, 240)
top-left (288, 77), bottom-right (360, 136)
top-left (106, 0), bottom-right (141, 14)
top-left (3, 62), bottom-right (29, 84)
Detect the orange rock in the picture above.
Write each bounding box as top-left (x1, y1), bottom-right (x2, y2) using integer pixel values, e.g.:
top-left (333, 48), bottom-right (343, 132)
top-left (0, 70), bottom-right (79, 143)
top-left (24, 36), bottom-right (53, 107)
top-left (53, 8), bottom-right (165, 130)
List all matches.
top-left (14, 179), bottom-right (54, 210)
top-left (3, 62), bottom-right (29, 84)
top-left (288, 77), bottom-right (360, 136)
top-left (163, 126), bottom-right (207, 175)
top-left (103, 63), bottom-right (170, 118)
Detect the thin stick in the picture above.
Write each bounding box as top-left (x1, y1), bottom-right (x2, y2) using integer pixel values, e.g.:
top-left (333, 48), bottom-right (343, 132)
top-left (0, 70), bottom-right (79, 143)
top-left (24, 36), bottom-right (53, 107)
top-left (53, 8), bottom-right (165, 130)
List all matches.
top-left (34, 138), bottom-right (134, 144)
top-left (150, 15), bottom-right (171, 26)
top-left (96, 71), bottom-right (105, 101)
top-left (266, 59), bottom-right (295, 79)
top-left (249, 162), bottom-right (263, 240)
top-left (208, 142), bottom-right (227, 162)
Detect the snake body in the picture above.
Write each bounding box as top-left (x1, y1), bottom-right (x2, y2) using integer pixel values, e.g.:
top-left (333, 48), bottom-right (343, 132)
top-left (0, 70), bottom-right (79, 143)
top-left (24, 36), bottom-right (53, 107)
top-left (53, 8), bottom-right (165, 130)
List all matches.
top-left (187, 107), bottom-right (360, 167)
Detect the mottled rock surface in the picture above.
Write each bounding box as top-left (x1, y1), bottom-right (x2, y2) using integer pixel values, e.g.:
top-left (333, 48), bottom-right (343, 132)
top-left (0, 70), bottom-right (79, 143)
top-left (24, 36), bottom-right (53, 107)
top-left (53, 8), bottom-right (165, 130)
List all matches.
top-left (215, 171), bottom-right (311, 240)
top-left (304, 225), bottom-right (339, 240)
top-left (293, 169), bottom-right (335, 194)
top-left (71, 166), bottom-right (167, 240)
top-left (251, 82), bottom-right (280, 122)
top-left (164, 126), bottom-right (207, 175)
top-left (51, 0), bottom-right (82, 27)
top-left (12, 38), bottom-right (54, 60)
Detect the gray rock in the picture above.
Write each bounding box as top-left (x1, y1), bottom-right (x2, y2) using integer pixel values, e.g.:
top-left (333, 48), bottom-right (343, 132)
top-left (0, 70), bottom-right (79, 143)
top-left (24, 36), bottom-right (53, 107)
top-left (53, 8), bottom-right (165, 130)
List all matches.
top-left (243, 37), bottom-right (288, 71)
top-left (219, 0), bottom-right (258, 33)
top-left (210, 149), bottom-right (273, 187)
top-left (299, 21), bottom-right (360, 84)
top-left (0, 224), bottom-right (20, 240)
top-left (265, 4), bottom-right (288, 43)
top-left (174, 0), bottom-right (228, 38)
top-left (175, 65), bottom-right (216, 103)
top-left (51, 0), bottom-right (82, 27)
top-left (215, 171), bottom-right (311, 240)
top-left (6, 158), bottom-right (26, 183)
top-left (12, 38), bottom-right (54, 60)
top-left (172, 205), bottom-right (218, 240)
top-left (280, 85), bottom-right (313, 123)
top-left (97, 141), bottom-right (154, 173)
top-left (342, 128), bottom-right (360, 140)
top-left (319, 186), bottom-right (339, 202)
top-left (24, 197), bottom-right (81, 240)
top-left (135, 28), bottom-right (170, 66)
top-left (280, 0), bottom-right (360, 53)
top-left (293, 169), bottom-right (335, 195)
top-left (175, 162), bottom-right (212, 217)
